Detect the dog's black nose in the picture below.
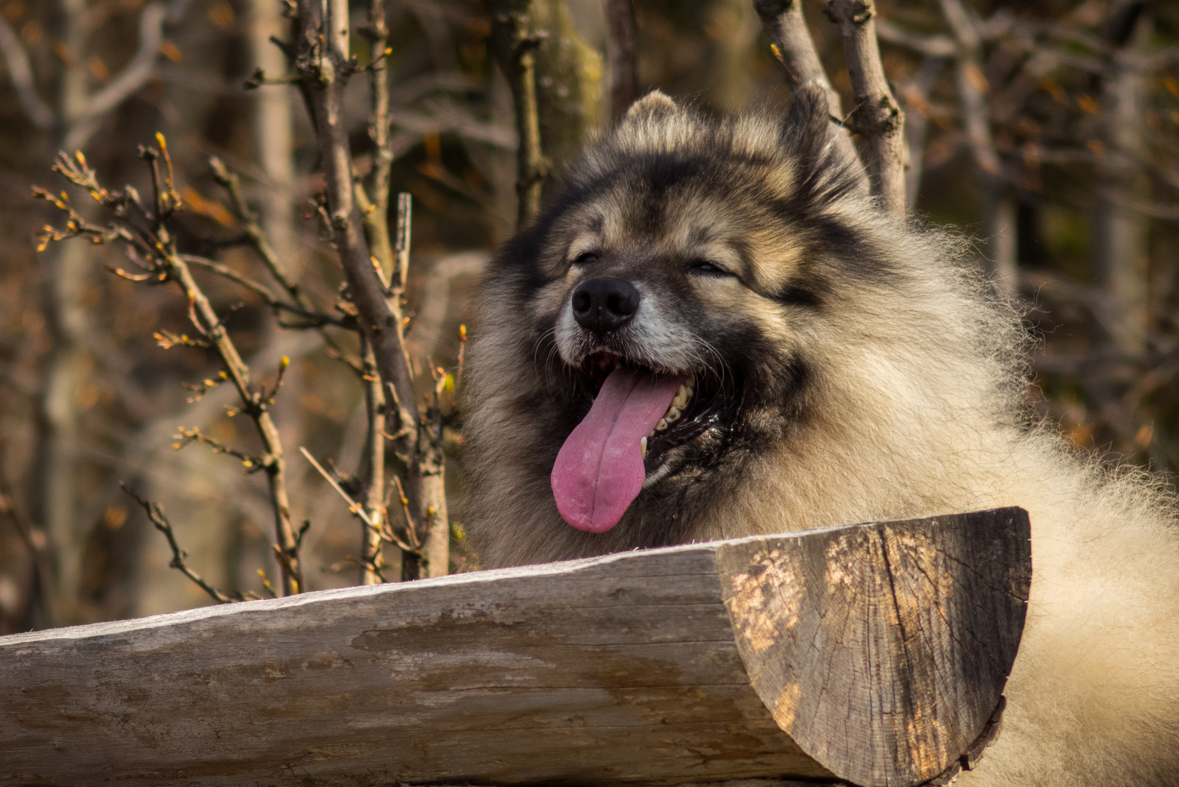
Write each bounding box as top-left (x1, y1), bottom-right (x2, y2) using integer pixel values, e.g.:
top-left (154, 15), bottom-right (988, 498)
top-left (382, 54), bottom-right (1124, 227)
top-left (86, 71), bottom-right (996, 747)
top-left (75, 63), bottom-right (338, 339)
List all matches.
top-left (571, 278), bottom-right (640, 334)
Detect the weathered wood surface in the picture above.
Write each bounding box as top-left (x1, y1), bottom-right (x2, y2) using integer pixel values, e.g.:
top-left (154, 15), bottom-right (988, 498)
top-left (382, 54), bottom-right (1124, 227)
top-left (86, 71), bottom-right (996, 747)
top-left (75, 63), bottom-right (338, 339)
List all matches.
top-left (0, 508), bottom-right (1030, 787)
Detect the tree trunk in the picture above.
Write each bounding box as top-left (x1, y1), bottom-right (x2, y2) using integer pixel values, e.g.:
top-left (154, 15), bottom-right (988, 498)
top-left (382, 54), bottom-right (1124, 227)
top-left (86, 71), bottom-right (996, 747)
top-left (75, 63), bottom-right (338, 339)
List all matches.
top-left (34, 0), bottom-right (95, 624)
top-left (248, 0), bottom-right (303, 587)
top-left (488, 0), bottom-right (603, 226)
top-left (250, 0), bottom-right (297, 271)
top-left (1092, 4), bottom-right (1150, 357)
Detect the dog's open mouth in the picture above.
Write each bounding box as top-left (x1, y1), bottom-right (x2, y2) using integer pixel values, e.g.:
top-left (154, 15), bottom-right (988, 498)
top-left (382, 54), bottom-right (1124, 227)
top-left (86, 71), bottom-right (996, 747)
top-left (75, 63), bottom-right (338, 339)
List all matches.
top-left (551, 352), bottom-right (731, 534)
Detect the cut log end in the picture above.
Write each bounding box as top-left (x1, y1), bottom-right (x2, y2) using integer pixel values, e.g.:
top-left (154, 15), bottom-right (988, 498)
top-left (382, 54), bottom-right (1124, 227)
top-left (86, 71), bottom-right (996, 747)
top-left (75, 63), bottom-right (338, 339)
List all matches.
top-left (719, 508), bottom-right (1030, 786)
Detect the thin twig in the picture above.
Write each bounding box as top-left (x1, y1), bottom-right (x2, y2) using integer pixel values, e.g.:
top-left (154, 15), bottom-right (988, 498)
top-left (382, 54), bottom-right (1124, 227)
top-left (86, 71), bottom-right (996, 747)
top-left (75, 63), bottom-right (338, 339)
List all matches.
top-left (358, 0), bottom-right (396, 280)
top-left (181, 255), bottom-right (348, 327)
top-left (175, 427), bottom-right (264, 471)
top-left (182, 254), bottom-right (281, 301)
top-left (389, 475), bottom-right (422, 552)
top-left (121, 484), bottom-right (235, 604)
top-left (357, 333), bottom-right (387, 585)
top-left (257, 569), bottom-right (278, 598)
top-left (207, 157), bottom-right (305, 303)
top-left (0, 453), bottom-right (54, 627)
top-left (342, 554), bottom-right (387, 582)
top-left (300, 446), bottom-right (374, 527)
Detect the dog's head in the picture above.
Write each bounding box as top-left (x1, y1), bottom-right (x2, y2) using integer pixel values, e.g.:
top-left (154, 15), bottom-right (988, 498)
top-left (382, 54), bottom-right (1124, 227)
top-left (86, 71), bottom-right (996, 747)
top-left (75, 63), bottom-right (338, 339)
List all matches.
top-left (466, 87), bottom-right (994, 559)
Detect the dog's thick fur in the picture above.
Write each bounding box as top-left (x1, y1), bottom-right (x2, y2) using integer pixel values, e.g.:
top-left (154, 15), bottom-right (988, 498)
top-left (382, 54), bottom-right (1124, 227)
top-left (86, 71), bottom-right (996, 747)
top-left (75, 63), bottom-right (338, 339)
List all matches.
top-left (463, 88), bottom-right (1179, 786)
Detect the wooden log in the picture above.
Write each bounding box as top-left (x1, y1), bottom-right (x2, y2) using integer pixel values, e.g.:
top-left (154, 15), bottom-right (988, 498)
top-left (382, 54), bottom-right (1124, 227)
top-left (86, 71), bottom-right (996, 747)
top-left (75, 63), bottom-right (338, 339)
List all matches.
top-left (0, 508), bottom-right (1030, 787)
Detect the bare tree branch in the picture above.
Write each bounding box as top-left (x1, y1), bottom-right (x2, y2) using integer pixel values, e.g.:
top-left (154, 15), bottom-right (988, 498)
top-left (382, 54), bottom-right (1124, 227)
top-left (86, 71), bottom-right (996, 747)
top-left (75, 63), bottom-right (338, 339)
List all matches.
top-left (37, 144), bottom-right (304, 596)
top-left (181, 255), bottom-right (348, 328)
top-left (0, 15), bottom-right (54, 129)
top-left (292, 0), bottom-right (415, 417)
top-left (934, 0), bottom-right (1016, 295)
top-left (300, 447), bottom-right (374, 529)
top-left (0, 454), bottom-right (54, 629)
top-left (291, 0), bottom-right (449, 579)
top-left (875, 19), bottom-right (956, 58)
top-left (351, 0), bottom-right (397, 319)
top-left (207, 158), bottom-right (306, 306)
top-left (154, 243), bottom-right (303, 597)
top-left (121, 484), bottom-right (235, 605)
top-left (66, 2), bottom-right (169, 149)
top-left (488, 1), bottom-right (548, 228)
top-left (357, 336), bottom-right (387, 585)
top-left (752, 0), bottom-right (864, 182)
top-left (826, 0), bottom-right (906, 214)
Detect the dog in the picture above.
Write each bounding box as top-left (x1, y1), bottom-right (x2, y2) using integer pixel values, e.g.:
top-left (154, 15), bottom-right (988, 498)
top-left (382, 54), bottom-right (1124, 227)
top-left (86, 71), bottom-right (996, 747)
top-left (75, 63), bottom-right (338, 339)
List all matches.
top-left (462, 87), bottom-right (1179, 786)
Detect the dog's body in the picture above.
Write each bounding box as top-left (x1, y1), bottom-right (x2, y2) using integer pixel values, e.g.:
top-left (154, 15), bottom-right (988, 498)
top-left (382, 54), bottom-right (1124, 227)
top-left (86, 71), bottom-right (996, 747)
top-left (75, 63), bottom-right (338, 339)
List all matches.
top-left (463, 89), bottom-right (1179, 786)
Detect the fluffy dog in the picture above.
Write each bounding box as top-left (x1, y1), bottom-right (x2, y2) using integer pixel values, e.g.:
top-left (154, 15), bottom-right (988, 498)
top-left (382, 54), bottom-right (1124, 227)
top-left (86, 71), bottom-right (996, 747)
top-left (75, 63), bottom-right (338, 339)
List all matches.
top-left (463, 87), bottom-right (1179, 786)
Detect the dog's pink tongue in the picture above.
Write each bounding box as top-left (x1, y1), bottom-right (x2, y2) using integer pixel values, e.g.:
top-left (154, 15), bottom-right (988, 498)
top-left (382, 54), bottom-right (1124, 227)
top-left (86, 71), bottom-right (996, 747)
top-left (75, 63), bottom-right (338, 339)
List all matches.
top-left (552, 368), bottom-right (682, 533)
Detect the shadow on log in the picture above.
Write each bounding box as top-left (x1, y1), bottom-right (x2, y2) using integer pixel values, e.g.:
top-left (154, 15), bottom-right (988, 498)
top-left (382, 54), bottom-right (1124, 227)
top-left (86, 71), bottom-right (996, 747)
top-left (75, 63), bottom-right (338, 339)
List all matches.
top-left (0, 508), bottom-right (1030, 787)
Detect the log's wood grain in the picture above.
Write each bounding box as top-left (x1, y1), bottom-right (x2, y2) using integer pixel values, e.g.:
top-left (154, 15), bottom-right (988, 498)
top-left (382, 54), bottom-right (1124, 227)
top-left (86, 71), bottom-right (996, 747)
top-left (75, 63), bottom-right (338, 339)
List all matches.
top-left (0, 508), bottom-right (1030, 787)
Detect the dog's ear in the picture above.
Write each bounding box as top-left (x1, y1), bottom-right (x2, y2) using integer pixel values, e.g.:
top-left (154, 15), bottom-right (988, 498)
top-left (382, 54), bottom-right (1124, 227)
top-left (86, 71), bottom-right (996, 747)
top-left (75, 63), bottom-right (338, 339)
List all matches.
top-left (780, 84), bottom-right (867, 198)
top-left (621, 90), bottom-right (679, 126)
top-left (782, 83), bottom-right (835, 153)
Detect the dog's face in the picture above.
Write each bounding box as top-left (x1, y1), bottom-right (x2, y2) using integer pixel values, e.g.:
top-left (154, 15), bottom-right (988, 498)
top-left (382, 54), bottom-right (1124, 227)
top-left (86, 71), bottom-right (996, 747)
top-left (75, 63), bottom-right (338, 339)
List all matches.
top-left (533, 146), bottom-right (820, 530)
top-left (466, 88), bottom-right (914, 561)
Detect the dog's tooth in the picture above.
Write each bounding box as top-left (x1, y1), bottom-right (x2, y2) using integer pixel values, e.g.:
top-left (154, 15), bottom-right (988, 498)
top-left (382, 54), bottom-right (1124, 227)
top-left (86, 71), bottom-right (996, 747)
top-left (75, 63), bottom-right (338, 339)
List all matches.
top-left (640, 436), bottom-right (647, 458)
top-left (666, 407), bottom-right (681, 423)
top-left (655, 418), bottom-right (668, 432)
top-left (673, 391), bottom-right (688, 409)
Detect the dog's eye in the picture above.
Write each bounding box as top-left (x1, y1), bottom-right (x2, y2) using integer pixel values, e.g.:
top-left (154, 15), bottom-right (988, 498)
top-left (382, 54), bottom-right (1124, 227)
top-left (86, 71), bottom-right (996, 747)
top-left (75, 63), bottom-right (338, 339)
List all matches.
top-left (572, 251), bottom-right (599, 265)
top-left (690, 260), bottom-right (732, 277)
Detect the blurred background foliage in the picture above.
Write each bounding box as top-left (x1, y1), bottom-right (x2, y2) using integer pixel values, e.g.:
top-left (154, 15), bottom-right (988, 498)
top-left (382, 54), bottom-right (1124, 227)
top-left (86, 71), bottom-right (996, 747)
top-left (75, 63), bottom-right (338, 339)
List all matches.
top-left (0, 0), bottom-right (1177, 631)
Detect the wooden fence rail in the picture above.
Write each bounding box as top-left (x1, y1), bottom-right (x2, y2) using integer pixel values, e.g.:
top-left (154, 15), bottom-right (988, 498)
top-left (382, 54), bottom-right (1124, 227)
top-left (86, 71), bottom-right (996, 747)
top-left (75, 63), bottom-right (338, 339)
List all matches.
top-left (0, 508), bottom-right (1030, 787)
